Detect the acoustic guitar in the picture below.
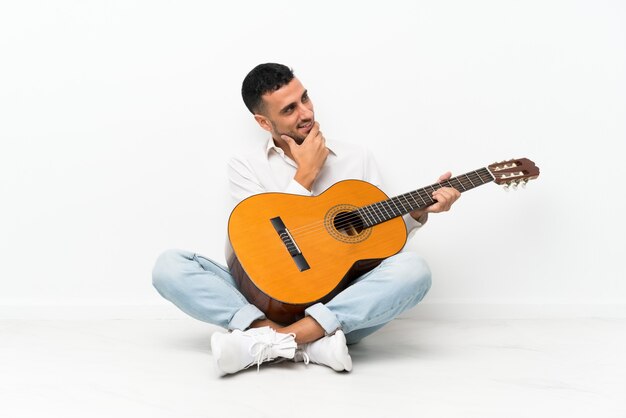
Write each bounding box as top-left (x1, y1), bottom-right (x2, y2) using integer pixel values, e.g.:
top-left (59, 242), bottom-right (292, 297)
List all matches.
top-left (226, 158), bottom-right (540, 324)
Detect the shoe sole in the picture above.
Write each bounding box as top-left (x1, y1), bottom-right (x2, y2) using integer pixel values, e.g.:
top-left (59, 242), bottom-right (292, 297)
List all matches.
top-left (333, 331), bottom-right (353, 372)
top-left (210, 332), bottom-right (227, 376)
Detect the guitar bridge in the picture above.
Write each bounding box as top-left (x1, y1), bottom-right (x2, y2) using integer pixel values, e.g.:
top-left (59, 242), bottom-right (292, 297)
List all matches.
top-left (270, 217), bottom-right (310, 272)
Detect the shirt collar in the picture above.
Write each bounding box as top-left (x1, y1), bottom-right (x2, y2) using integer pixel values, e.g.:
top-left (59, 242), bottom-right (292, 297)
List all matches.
top-left (265, 136), bottom-right (337, 158)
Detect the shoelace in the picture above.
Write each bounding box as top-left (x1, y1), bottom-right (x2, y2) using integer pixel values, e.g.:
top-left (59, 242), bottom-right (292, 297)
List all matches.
top-left (295, 348), bottom-right (310, 365)
top-left (248, 331), bottom-right (297, 372)
top-left (249, 341), bottom-right (274, 371)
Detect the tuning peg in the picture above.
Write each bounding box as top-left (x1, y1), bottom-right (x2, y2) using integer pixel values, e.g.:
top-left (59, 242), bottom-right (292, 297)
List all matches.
top-left (520, 180), bottom-right (527, 188)
top-left (503, 184), bottom-right (510, 192)
top-left (510, 181), bottom-right (518, 190)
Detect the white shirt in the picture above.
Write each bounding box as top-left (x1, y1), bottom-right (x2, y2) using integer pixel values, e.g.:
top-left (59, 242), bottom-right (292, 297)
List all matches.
top-left (227, 137), bottom-right (423, 240)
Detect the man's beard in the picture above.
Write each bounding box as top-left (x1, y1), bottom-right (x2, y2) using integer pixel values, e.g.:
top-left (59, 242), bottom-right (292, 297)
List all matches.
top-left (271, 121), bottom-right (310, 145)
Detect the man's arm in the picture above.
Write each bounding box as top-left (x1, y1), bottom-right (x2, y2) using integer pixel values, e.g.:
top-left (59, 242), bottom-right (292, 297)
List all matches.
top-left (227, 157), bottom-right (266, 208)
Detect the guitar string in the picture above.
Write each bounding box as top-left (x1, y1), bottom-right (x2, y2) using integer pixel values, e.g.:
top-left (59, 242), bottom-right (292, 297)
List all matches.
top-left (246, 226), bottom-right (415, 265)
top-left (285, 171), bottom-right (488, 238)
top-left (283, 170), bottom-right (491, 238)
top-left (286, 177), bottom-right (457, 236)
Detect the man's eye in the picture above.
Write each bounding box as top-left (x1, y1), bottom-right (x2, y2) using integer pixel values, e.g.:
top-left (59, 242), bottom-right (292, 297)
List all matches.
top-left (302, 95), bottom-right (309, 102)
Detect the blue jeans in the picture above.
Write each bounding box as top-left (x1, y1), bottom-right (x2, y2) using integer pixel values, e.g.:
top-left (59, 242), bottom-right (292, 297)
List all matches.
top-left (152, 249), bottom-right (431, 344)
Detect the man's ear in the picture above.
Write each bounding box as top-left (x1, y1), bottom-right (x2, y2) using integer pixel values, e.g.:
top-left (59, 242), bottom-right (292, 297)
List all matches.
top-left (254, 114), bottom-right (272, 132)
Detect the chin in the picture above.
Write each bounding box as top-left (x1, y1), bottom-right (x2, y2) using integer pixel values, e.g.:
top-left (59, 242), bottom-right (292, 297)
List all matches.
top-left (289, 131), bottom-right (307, 144)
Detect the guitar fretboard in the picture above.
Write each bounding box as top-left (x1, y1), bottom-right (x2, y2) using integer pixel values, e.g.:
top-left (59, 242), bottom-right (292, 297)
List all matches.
top-left (356, 167), bottom-right (494, 228)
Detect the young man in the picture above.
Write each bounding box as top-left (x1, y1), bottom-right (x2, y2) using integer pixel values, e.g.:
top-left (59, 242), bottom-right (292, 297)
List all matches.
top-left (152, 63), bottom-right (460, 376)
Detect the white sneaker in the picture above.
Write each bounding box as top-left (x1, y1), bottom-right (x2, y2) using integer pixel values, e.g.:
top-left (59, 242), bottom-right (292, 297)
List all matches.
top-left (293, 330), bottom-right (352, 372)
top-left (211, 326), bottom-right (297, 376)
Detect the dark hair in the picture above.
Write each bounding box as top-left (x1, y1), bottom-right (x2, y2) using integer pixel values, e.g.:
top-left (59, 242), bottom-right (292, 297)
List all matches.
top-left (241, 63), bottom-right (294, 114)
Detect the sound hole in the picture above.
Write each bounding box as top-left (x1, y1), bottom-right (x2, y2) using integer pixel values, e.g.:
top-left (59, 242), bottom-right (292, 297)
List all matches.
top-left (333, 211), bottom-right (364, 236)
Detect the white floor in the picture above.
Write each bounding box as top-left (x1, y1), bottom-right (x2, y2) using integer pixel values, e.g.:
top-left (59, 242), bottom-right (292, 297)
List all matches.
top-left (1, 317), bottom-right (625, 418)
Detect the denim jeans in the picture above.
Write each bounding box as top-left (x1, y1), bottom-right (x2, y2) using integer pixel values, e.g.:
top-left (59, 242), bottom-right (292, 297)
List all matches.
top-left (152, 249), bottom-right (431, 344)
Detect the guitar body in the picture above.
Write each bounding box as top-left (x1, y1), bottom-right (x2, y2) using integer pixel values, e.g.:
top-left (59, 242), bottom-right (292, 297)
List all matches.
top-left (226, 179), bottom-right (407, 324)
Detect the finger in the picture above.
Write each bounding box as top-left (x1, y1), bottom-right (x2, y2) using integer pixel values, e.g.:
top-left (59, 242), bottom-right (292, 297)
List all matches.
top-left (317, 131), bottom-right (325, 144)
top-left (281, 134), bottom-right (297, 149)
top-left (426, 191), bottom-right (444, 213)
top-left (429, 188), bottom-right (457, 212)
top-left (443, 187), bottom-right (461, 202)
top-left (297, 122), bottom-right (319, 145)
top-left (431, 195), bottom-right (449, 212)
top-left (434, 188), bottom-right (454, 205)
top-left (425, 202), bottom-right (445, 213)
top-left (308, 121), bottom-right (320, 138)
top-left (438, 171), bottom-right (452, 182)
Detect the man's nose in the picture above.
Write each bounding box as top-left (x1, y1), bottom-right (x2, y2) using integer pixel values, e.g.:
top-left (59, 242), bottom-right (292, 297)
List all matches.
top-left (298, 104), bottom-right (313, 120)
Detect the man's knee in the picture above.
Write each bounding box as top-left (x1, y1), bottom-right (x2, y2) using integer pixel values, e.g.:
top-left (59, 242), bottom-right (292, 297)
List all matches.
top-left (395, 252), bottom-right (432, 299)
top-left (152, 249), bottom-right (192, 295)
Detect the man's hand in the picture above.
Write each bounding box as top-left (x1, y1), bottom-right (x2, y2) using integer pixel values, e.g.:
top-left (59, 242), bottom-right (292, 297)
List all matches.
top-left (281, 122), bottom-right (329, 191)
top-left (410, 171), bottom-right (461, 222)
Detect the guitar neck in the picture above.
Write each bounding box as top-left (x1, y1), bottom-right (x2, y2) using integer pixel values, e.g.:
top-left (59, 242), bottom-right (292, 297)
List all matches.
top-left (357, 167), bottom-right (495, 228)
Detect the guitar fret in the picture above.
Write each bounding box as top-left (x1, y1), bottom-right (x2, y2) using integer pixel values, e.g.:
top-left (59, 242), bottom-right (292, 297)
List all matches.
top-left (372, 203), bottom-right (380, 220)
top-left (363, 205), bottom-right (374, 221)
top-left (389, 197), bottom-right (403, 216)
top-left (371, 205), bottom-right (381, 223)
top-left (459, 177), bottom-right (471, 190)
top-left (414, 190), bottom-right (429, 209)
top-left (412, 190), bottom-right (426, 207)
top-left (470, 174), bottom-right (478, 185)
top-left (402, 193), bottom-right (419, 208)
top-left (384, 200), bottom-right (396, 219)
top-left (414, 191), bottom-right (424, 207)
top-left (377, 201), bottom-right (392, 221)
top-left (382, 201), bottom-right (394, 220)
top-left (367, 204), bottom-right (376, 223)
top-left (364, 204), bottom-right (379, 225)
top-left (398, 194), bottom-right (408, 209)
top-left (370, 203), bottom-right (383, 224)
top-left (481, 167), bottom-right (495, 182)
top-left (364, 208), bottom-right (375, 226)
top-left (357, 208), bottom-right (371, 228)
top-left (400, 194), bottom-right (414, 212)
top-left (390, 200), bottom-right (401, 217)
top-left (450, 177), bottom-right (466, 191)
top-left (479, 168), bottom-right (493, 183)
top-left (466, 171), bottom-right (484, 189)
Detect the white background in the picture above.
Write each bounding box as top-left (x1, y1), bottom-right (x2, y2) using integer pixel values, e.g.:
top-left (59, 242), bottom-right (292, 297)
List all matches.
top-left (1, 0), bottom-right (624, 317)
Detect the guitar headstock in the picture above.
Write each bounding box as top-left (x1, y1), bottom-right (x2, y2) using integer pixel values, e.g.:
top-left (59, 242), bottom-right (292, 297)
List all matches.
top-left (488, 158), bottom-right (540, 190)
